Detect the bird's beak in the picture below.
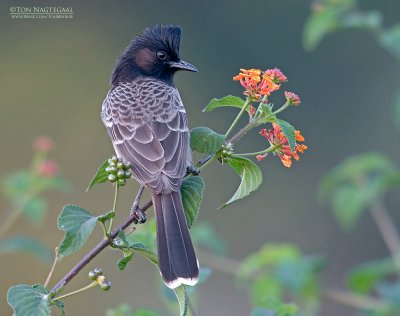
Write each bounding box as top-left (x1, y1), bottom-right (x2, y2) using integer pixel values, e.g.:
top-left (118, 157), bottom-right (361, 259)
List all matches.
top-left (167, 60), bottom-right (198, 72)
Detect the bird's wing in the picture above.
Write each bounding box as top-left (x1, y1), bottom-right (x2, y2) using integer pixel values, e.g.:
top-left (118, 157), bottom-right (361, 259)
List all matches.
top-left (101, 78), bottom-right (190, 193)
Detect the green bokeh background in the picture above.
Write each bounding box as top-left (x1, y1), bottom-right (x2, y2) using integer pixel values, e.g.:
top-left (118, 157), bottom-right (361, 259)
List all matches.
top-left (1, 0), bottom-right (400, 315)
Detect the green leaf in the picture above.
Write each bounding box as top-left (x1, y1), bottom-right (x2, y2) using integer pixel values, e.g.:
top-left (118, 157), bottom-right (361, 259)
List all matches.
top-left (302, 0), bottom-right (356, 51)
top-left (134, 309), bottom-right (161, 316)
top-left (0, 236), bottom-right (52, 262)
top-left (129, 242), bottom-right (159, 266)
top-left (97, 210), bottom-right (115, 223)
top-left (7, 284), bottom-right (51, 316)
top-left (181, 176), bottom-right (205, 228)
top-left (117, 251), bottom-right (134, 270)
top-left (191, 223), bottom-right (227, 255)
top-left (347, 257), bottom-right (398, 293)
top-left (57, 204), bottom-right (98, 260)
top-left (22, 197), bottom-right (47, 226)
top-left (174, 285), bottom-right (188, 316)
top-left (190, 127), bottom-right (225, 155)
top-left (86, 159), bottom-right (109, 191)
top-left (380, 24), bottom-right (400, 61)
top-left (331, 184), bottom-right (369, 229)
top-left (128, 243), bottom-right (188, 316)
top-left (319, 153), bottom-right (399, 228)
top-left (52, 300), bottom-right (65, 316)
top-left (203, 95), bottom-right (245, 112)
top-left (276, 119), bottom-right (296, 152)
top-left (219, 157), bottom-right (262, 209)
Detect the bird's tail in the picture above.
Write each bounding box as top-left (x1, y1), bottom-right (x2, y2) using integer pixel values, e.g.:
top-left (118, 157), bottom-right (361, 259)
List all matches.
top-left (152, 191), bottom-right (199, 289)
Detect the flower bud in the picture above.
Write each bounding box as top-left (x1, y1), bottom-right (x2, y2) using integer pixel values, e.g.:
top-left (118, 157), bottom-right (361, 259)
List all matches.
top-left (124, 170), bottom-right (132, 179)
top-left (117, 178), bottom-right (126, 186)
top-left (116, 162), bottom-right (124, 170)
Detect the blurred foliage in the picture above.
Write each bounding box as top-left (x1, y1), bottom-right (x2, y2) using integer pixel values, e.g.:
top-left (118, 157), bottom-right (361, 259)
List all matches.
top-left (319, 153), bottom-right (400, 229)
top-left (237, 243), bottom-right (325, 316)
top-left (0, 136), bottom-right (68, 260)
top-left (303, 0), bottom-right (400, 129)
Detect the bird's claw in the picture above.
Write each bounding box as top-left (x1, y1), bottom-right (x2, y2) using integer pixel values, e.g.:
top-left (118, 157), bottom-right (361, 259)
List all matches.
top-left (130, 207), bottom-right (146, 224)
top-left (186, 165), bottom-right (200, 176)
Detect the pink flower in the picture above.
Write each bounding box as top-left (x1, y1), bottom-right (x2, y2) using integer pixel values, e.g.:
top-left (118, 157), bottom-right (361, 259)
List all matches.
top-left (285, 91), bottom-right (301, 106)
top-left (37, 160), bottom-right (59, 177)
top-left (33, 136), bottom-right (54, 152)
top-left (264, 68), bottom-right (287, 84)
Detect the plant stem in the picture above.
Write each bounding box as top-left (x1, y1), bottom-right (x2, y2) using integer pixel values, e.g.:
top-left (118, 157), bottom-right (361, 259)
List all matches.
top-left (273, 101), bottom-right (289, 115)
top-left (52, 281), bottom-right (97, 301)
top-left (107, 184), bottom-right (119, 235)
top-left (50, 199), bottom-right (153, 294)
top-left (369, 200), bottom-right (400, 259)
top-left (225, 98), bottom-right (251, 138)
top-left (49, 110), bottom-right (257, 294)
top-left (44, 247), bottom-right (59, 288)
top-left (231, 145), bottom-right (277, 157)
top-left (322, 289), bottom-right (389, 311)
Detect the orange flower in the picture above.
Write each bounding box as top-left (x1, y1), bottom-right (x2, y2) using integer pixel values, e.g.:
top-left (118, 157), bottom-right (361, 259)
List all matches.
top-left (259, 123), bottom-right (307, 167)
top-left (233, 68), bottom-right (282, 100)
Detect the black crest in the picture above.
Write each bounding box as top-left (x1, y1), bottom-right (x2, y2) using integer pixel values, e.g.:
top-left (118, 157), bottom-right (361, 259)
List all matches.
top-left (111, 25), bottom-right (182, 86)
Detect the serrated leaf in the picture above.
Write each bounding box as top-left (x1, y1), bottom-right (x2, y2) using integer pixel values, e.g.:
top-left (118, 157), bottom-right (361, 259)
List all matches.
top-left (276, 119), bottom-right (296, 152)
top-left (86, 159), bottom-right (109, 191)
top-left (219, 157), bottom-right (262, 209)
top-left (203, 95), bottom-right (245, 112)
top-left (347, 258), bottom-right (397, 293)
top-left (7, 284), bottom-right (51, 316)
top-left (0, 236), bottom-right (52, 262)
top-left (190, 127), bottom-right (225, 155)
top-left (117, 251), bottom-right (134, 270)
top-left (181, 176), bottom-right (205, 228)
top-left (57, 204), bottom-right (98, 260)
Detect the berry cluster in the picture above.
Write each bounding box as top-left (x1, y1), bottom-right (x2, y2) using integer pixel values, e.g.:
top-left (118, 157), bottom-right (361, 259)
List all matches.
top-left (219, 142), bottom-right (234, 163)
top-left (88, 268), bottom-right (111, 291)
top-left (106, 156), bottom-right (132, 186)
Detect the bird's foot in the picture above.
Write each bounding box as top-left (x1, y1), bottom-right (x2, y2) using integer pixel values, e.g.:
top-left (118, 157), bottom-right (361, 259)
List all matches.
top-left (130, 206), bottom-right (146, 224)
top-left (186, 165), bottom-right (200, 176)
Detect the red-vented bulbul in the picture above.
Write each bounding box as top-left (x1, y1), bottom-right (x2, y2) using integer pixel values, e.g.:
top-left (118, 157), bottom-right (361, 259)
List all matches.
top-left (101, 25), bottom-right (199, 288)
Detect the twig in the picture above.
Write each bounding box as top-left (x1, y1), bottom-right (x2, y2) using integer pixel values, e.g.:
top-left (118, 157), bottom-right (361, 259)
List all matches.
top-left (50, 117), bottom-right (255, 294)
top-left (50, 200), bottom-right (152, 293)
top-left (44, 247), bottom-right (59, 288)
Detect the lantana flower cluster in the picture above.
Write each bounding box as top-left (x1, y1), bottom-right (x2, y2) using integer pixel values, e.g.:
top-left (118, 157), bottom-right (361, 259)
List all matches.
top-left (233, 68), bottom-right (306, 167)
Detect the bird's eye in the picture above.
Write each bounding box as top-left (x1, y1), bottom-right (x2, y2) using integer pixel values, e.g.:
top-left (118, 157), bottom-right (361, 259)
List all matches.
top-left (157, 51), bottom-right (167, 61)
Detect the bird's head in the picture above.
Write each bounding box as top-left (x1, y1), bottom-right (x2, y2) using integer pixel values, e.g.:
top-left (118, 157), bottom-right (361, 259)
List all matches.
top-left (111, 25), bottom-right (197, 87)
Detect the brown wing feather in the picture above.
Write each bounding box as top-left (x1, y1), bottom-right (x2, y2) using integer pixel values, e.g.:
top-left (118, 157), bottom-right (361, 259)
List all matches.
top-left (101, 77), bottom-right (190, 193)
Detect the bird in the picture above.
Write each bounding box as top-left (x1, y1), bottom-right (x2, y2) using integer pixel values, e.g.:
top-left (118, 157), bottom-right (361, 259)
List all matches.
top-left (101, 25), bottom-right (199, 289)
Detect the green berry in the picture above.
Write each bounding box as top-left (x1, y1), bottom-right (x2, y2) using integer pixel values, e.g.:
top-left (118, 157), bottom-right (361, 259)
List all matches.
top-left (107, 166), bottom-right (118, 174)
top-left (117, 178), bottom-right (126, 186)
top-left (100, 280), bottom-right (111, 291)
top-left (108, 174), bottom-right (117, 182)
top-left (88, 270), bottom-right (97, 280)
top-left (111, 156), bottom-right (118, 163)
top-left (116, 162), bottom-right (124, 170)
top-left (107, 159), bottom-right (115, 166)
top-left (94, 268), bottom-right (103, 276)
top-left (122, 162), bottom-right (132, 170)
top-left (124, 170), bottom-right (132, 179)
top-left (117, 170), bottom-right (125, 179)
